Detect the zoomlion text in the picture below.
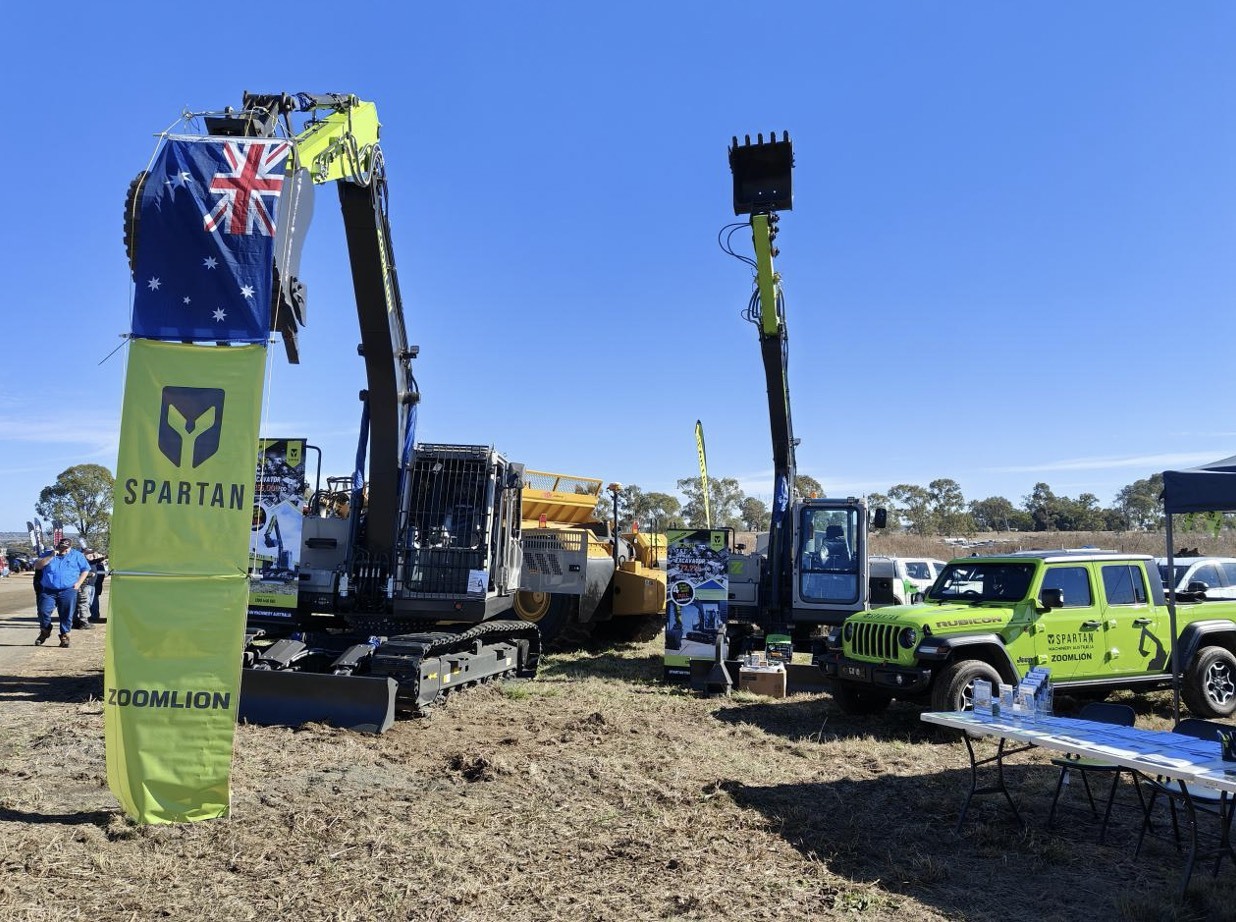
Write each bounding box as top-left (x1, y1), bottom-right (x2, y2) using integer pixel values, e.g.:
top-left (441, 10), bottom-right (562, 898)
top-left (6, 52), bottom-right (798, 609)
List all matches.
top-left (121, 478), bottom-right (246, 509)
top-left (107, 688), bottom-right (232, 710)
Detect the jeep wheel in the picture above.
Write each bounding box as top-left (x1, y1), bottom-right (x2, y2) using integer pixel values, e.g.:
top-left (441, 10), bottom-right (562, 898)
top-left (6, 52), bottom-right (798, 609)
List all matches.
top-left (832, 682), bottom-right (891, 716)
top-left (932, 660), bottom-right (1002, 713)
top-left (1182, 645), bottom-right (1236, 718)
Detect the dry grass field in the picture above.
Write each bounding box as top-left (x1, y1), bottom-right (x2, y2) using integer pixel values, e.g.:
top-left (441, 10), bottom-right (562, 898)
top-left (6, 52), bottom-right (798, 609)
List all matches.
top-left (2, 536), bottom-right (1236, 921)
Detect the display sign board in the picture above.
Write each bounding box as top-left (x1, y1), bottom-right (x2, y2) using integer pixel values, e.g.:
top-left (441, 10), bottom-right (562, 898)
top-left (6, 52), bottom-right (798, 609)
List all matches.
top-left (663, 528), bottom-right (730, 680)
top-left (247, 438), bottom-right (307, 618)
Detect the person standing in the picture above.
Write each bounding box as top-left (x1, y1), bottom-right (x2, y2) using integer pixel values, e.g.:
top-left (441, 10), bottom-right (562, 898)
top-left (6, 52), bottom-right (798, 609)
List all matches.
top-left (88, 553), bottom-right (108, 622)
top-left (33, 538), bottom-right (91, 648)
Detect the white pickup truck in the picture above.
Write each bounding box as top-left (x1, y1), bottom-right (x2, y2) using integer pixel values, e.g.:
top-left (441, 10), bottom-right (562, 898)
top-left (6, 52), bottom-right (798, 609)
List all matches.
top-left (868, 556), bottom-right (948, 606)
top-left (1156, 555), bottom-right (1236, 601)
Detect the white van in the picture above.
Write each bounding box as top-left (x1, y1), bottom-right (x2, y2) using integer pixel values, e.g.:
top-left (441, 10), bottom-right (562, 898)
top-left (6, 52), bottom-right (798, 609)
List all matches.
top-left (868, 556), bottom-right (949, 606)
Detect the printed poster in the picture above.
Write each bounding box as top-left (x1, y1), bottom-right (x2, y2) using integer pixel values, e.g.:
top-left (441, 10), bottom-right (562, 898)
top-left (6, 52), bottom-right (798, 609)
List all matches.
top-left (663, 528), bottom-right (730, 680)
top-left (248, 438), bottom-right (306, 617)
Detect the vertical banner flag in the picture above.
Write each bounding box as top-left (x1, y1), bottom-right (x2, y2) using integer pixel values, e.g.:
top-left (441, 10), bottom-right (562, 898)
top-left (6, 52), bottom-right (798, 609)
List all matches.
top-left (106, 340), bottom-right (265, 822)
top-left (663, 528), bottom-right (730, 680)
top-left (131, 137), bottom-right (289, 343)
top-left (248, 439), bottom-right (307, 619)
top-left (695, 420), bottom-right (711, 529)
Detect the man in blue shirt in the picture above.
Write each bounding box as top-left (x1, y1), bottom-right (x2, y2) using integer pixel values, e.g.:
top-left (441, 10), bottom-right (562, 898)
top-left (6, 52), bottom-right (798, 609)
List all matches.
top-left (33, 538), bottom-right (92, 647)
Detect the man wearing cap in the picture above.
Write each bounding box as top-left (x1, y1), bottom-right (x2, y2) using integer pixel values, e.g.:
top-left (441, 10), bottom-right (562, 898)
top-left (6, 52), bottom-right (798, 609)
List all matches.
top-left (33, 539), bottom-right (92, 647)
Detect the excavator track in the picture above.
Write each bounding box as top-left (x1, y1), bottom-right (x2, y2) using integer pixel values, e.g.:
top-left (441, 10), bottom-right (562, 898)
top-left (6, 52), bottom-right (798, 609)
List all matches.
top-left (239, 620), bottom-right (541, 732)
top-left (370, 619), bottom-right (541, 714)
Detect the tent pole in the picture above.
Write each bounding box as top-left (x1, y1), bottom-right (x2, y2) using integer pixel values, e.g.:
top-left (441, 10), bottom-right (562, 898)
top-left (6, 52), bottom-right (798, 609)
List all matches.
top-left (1166, 514), bottom-right (1180, 724)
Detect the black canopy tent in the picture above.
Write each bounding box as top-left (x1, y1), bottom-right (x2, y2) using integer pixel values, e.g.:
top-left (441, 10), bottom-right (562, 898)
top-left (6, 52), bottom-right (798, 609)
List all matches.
top-left (1160, 454), bottom-right (1236, 719)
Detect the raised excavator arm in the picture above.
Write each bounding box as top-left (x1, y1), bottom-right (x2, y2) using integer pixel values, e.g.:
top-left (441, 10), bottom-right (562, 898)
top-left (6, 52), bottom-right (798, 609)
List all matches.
top-left (729, 133), bottom-right (797, 626)
top-left (202, 93), bottom-right (417, 565)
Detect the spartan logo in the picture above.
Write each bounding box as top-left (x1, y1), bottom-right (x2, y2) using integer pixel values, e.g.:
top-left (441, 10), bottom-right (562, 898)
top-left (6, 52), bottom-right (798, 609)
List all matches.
top-left (158, 387), bottom-right (225, 468)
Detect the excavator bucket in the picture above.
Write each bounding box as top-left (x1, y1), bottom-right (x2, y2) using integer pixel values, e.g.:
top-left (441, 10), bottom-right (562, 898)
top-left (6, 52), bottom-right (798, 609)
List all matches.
top-left (729, 132), bottom-right (794, 215)
top-left (239, 670), bottom-right (397, 733)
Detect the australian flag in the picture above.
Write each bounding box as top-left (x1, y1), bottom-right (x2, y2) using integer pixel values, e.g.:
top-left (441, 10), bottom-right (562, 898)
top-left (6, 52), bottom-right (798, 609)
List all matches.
top-left (131, 136), bottom-right (290, 344)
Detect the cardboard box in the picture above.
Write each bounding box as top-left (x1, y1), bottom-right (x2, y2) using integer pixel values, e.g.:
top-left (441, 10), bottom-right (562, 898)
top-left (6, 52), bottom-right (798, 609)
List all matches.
top-left (739, 665), bottom-right (787, 698)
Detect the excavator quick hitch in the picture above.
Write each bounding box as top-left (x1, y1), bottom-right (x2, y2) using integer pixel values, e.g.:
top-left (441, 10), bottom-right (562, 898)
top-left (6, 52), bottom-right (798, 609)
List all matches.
top-left (729, 132), bottom-right (794, 215)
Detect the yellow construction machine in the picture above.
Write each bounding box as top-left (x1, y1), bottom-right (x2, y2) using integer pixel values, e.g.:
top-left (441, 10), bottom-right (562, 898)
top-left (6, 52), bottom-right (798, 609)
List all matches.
top-left (514, 470), bottom-right (666, 647)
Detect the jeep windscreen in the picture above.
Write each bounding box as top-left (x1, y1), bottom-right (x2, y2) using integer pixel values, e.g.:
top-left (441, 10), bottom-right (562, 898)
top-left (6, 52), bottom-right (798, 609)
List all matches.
top-left (927, 561), bottom-right (1035, 603)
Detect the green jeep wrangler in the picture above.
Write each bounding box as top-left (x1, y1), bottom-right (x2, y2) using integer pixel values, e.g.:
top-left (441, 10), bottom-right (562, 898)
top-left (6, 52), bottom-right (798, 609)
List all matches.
top-left (819, 550), bottom-right (1236, 717)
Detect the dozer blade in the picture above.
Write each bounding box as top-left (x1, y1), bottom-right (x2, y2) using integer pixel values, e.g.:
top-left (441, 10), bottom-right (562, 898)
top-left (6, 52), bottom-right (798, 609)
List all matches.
top-left (729, 132), bottom-right (794, 215)
top-left (239, 669), bottom-right (397, 734)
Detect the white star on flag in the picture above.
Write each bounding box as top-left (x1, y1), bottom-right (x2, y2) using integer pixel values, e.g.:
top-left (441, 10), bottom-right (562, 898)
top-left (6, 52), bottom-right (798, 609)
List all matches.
top-left (147, 277), bottom-right (161, 291)
top-left (212, 308), bottom-right (227, 322)
top-left (183, 297), bottom-right (191, 304)
top-left (203, 256), bottom-right (218, 269)
top-left (240, 284), bottom-right (255, 299)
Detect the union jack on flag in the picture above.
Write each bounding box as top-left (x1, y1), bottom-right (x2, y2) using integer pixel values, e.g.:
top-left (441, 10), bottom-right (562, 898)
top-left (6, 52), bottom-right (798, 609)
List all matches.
top-left (204, 141), bottom-right (290, 236)
top-left (131, 136), bottom-right (289, 343)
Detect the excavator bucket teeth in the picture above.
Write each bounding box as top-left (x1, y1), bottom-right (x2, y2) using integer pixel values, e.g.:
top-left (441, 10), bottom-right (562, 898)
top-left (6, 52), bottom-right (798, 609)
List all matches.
top-left (729, 133), bottom-right (794, 215)
top-left (239, 670), bottom-right (397, 734)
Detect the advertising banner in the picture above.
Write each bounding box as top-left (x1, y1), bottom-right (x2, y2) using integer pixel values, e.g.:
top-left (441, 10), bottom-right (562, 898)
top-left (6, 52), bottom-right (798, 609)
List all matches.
top-left (247, 438), bottom-right (307, 617)
top-left (663, 528), bottom-right (730, 680)
top-left (105, 339), bottom-right (264, 822)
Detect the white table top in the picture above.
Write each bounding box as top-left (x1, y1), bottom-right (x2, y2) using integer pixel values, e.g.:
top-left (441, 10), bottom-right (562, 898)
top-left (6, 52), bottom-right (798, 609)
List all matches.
top-left (921, 710), bottom-right (1236, 795)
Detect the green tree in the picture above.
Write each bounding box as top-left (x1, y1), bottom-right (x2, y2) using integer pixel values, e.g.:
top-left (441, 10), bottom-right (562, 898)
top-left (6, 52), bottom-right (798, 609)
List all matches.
top-left (1023, 482), bottom-right (1060, 532)
top-left (889, 483), bottom-right (933, 535)
top-left (676, 476), bottom-right (745, 529)
top-left (1114, 474), bottom-right (1164, 531)
top-left (928, 478), bottom-right (973, 536)
top-left (968, 495), bottom-right (1031, 531)
top-left (36, 464), bottom-right (114, 549)
top-left (795, 474), bottom-right (825, 500)
top-left (740, 496), bottom-right (771, 531)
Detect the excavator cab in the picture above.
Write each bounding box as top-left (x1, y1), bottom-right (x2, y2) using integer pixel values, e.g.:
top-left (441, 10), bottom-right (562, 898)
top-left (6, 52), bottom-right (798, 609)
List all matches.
top-left (729, 132), bottom-right (794, 215)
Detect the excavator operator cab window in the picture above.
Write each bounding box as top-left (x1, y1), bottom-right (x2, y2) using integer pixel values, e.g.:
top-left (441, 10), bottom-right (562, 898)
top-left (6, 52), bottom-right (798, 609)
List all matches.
top-left (798, 508), bottom-right (860, 604)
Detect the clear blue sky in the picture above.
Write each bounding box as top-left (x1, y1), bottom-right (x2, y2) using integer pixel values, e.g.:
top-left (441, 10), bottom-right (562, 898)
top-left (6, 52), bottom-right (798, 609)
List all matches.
top-left (3, 2), bottom-right (1235, 531)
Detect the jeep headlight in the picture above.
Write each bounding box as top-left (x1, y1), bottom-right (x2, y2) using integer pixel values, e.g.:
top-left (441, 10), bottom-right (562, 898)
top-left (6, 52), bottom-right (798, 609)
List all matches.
top-left (898, 626), bottom-right (919, 649)
top-left (843, 622), bottom-right (854, 643)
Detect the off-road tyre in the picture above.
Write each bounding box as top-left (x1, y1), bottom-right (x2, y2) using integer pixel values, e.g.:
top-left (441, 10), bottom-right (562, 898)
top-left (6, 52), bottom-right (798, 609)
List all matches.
top-left (931, 659), bottom-right (1002, 713)
top-left (123, 171), bottom-right (148, 274)
top-left (832, 681), bottom-right (892, 716)
top-left (512, 591), bottom-right (591, 652)
top-left (1182, 645), bottom-right (1236, 718)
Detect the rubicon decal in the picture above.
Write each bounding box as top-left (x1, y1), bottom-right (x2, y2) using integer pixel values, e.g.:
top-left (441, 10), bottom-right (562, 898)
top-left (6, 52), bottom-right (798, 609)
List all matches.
top-left (159, 386), bottom-right (225, 468)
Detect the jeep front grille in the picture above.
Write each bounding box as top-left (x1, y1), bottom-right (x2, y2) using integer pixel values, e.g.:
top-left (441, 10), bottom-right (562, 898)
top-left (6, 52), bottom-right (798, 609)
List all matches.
top-left (849, 622), bottom-right (900, 661)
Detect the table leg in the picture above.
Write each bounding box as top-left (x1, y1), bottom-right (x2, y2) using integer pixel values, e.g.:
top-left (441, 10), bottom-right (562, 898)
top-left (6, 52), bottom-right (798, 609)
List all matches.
top-left (956, 734), bottom-right (1034, 834)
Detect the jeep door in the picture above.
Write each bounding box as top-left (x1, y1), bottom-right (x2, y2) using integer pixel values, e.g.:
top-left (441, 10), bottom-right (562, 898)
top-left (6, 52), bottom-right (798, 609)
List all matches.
top-left (1035, 564), bottom-right (1103, 680)
top-left (1098, 562), bottom-right (1166, 676)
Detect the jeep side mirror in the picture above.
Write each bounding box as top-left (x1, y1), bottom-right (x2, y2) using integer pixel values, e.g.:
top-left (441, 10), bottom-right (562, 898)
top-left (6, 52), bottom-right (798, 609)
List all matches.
top-left (1039, 587), bottom-right (1065, 609)
top-left (872, 508), bottom-right (888, 529)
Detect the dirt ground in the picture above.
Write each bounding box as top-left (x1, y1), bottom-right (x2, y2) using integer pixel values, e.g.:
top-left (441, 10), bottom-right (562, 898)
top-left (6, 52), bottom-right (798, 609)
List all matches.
top-left (1, 575), bottom-right (1235, 922)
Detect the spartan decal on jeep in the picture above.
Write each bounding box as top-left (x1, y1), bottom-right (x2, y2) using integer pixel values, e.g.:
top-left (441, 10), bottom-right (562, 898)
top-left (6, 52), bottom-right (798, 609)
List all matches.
top-left (158, 387), bottom-right (225, 468)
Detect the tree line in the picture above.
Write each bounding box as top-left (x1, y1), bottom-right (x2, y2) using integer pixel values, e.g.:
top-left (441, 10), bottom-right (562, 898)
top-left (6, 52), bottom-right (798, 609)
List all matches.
top-left (602, 473), bottom-right (1170, 536)
top-left (24, 463), bottom-right (1174, 554)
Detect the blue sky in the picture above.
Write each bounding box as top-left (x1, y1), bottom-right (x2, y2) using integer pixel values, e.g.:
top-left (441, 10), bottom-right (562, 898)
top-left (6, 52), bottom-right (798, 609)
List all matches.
top-left (3, 2), bottom-right (1235, 531)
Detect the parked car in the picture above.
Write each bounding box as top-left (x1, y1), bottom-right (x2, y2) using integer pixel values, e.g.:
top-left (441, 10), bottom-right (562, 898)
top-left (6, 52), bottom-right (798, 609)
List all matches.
top-left (6, 553), bottom-right (31, 573)
top-left (868, 556), bottom-right (949, 606)
top-left (1156, 556), bottom-right (1236, 601)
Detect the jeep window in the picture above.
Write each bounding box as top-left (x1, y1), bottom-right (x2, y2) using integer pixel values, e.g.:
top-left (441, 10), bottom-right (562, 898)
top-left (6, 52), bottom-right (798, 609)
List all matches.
top-left (1101, 564), bottom-right (1148, 605)
top-left (1040, 566), bottom-right (1092, 607)
top-left (929, 562), bottom-right (1035, 603)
